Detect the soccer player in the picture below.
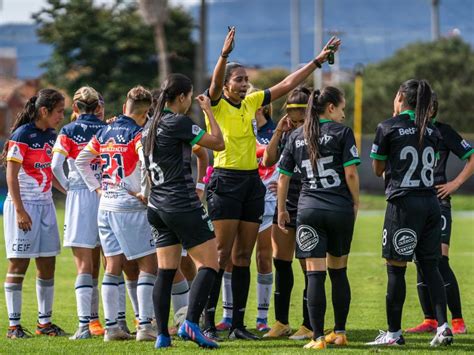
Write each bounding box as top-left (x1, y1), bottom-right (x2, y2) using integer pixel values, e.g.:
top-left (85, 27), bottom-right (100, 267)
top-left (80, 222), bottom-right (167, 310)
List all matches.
top-left (368, 79), bottom-right (453, 347)
top-left (2, 89), bottom-right (66, 338)
top-left (141, 73), bottom-right (224, 349)
top-left (263, 87), bottom-right (313, 340)
top-left (52, 86), bottom-right (107, 339)
top-left (406, 92), bottom-right (474, 335)
top-left (76, 86), bottom-right (157, 342)
top-left (202, 26), bottom-right (341, 341)
top-left (277, 87), bottom-right (360, 349)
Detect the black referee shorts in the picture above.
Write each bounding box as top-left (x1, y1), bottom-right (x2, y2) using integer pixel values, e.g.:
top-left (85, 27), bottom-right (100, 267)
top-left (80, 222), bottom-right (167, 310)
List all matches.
top-left (206, 168), bottom-right (266, 223)
top-left (295, 207), bottom-right (355, 259)
top-left (382, 194), bottom-right (441, 262)
top-left (147, 206), bottom-right (214, 250)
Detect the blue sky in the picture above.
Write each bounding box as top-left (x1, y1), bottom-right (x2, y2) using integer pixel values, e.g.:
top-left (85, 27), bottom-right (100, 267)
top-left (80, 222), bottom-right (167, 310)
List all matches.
top-left (0, 0), bottom-right (202, 23)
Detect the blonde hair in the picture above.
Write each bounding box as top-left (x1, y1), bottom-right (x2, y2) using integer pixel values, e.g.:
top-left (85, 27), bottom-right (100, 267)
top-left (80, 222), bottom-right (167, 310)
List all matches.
top-left (126, 85), bottom-right (152, 114)
top-left (72, 86), bottom-right (100, 120)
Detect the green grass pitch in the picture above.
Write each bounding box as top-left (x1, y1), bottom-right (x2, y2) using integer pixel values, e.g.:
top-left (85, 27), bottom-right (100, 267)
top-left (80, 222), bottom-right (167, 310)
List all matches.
top-left (0, 201), bottom-right (472, 353)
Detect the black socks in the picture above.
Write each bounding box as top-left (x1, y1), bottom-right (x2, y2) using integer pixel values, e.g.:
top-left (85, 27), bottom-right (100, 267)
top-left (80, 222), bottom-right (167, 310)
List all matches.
top-left (328, 267), bottom-right (351, 332)
top-left (386, 264), bottom-right (406, 332)
top-left (307, 271), bottom-right (327, 339)
top-left (204, 268), bottom-right (224, 329)
top-left (273, 259), bottom-right (294, 325)
top-left (186, 267), bottom-right (217, 324)
top-left (231, 265), bottom-right (251, 329)
top-left (153, 268), bottom-right (176, 336)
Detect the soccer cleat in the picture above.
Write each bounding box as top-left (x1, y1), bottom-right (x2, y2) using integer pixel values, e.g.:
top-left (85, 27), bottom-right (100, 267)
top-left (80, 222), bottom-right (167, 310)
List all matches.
top-left (430, 327), bottom-right (453, 347)
top-left (452, 318), bottom-right (467, 334)
top-left (229, 327), bottom-right (260, 340)
top-left (155, 334), bottom-right (172, 348)
top-left (405, 319), bottom-right (437, 333)
top-left (263, 321), bottom-right (291, 338)
top-left (324, 330), bottom-right (348, 345)
top-left (136, 323), bottom-right (157, 341)
top-left (178, 320), bottom-right (218, 348)
top-left (69, 326), bottom-right (91, 340)
top-left (35, 323), bottom-right (66, 337)
top-left (216, 317), bottom-right (232, 331)
top-left (256, 318), bottom-right (271, 332)
top-left (366, 330), bottom-right (405, 346)
top-left (6, 325), bottom-right (32, 339)
top-left (203, 326), bottom-right (222, 342)
top-left (117, 319), bottom-right (131, 335)
top-left (103, 326), bottom-right (133, 341)
top-left (289, 325), bottom-right (313, 340)
top-left (303, 337), bottom-right (327, 349)
top-left (89, 319), bottom-right (105, 336)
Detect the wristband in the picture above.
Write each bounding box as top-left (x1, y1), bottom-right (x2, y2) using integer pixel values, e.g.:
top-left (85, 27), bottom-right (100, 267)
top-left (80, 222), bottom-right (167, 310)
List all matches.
top-left (313, 59), bottom-right (322, 68)
top-left (196, 182), bottom-right (206, 191)
top-left (221, 53), bottom-right (229, 58)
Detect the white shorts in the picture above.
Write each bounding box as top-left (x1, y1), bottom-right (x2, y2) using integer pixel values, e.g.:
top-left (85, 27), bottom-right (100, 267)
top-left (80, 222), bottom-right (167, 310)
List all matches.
top-left (4, 199), bottom-right (60, 258)
top-left (98, 209), bottom-right (155, 260)
top-left (259, 200), bottom-right (276, 233)
top-left (64, 189), bottom-right (100, 249)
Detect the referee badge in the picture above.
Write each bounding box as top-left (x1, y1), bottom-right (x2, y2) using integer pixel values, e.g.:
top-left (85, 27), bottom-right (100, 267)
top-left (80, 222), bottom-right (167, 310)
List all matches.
top-left (251, 119), bottom-right (257, 137)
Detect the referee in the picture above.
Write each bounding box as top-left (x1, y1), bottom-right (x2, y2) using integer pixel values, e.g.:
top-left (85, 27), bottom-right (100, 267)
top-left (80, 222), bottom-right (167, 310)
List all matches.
top-left (203, 27), bottom-right (341, 340)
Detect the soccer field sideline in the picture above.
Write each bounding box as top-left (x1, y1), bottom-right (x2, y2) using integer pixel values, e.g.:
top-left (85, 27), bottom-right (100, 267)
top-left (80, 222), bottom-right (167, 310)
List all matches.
top-left (0, 210), bottom-right (472, 353)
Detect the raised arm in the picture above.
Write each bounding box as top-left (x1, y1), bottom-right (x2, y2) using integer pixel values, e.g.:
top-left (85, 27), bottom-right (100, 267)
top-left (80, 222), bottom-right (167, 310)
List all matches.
top-left (263, 115), bottom-right (293, 167)
top-left (268, 37), bottom-right (341, 102)
top-left (208, 27), bottom-right (236, 101)
top-left (194, 95), bottom-right (225, 151)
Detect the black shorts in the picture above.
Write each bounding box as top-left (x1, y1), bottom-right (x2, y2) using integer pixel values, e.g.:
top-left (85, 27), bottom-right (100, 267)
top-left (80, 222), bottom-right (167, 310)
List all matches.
top-left (206, 168), bottom-right (265, 223)
top-left (272, 200), bottom-right (297, 229)
top-left (439, 198), bottom-right (452, 245)
top-left (147, 206), bottom-right (214, 250)
top-left (295, 208), bottom-right (355, 259)
top-left (382, 194), bottom-right (441, 262)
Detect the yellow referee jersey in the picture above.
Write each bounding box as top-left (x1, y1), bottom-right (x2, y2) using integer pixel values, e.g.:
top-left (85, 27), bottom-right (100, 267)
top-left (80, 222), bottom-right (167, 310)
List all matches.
top-left (205, 89), bottom-right (271, 170)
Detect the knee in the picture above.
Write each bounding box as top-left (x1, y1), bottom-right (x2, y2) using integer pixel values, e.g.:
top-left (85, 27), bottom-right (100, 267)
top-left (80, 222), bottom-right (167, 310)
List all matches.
top-left (256, 253), bottom-right (272, 274)
top-left (233, 250), bottom-right (252, 267)
top-left (217, 248), bottom-right (231, 269)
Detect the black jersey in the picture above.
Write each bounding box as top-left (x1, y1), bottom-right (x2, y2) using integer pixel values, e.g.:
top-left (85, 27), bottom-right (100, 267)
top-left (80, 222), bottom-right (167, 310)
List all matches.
top-left (370, 110), bottom-right (442, 200)
top-left (143, 110), bottom-right (205, 212)
top-left (279, 132), bottom-right (302, 209)
top-left (434, 121), bottom-right (474, 186)
top-left (278, 120), bottom-right (361, 212)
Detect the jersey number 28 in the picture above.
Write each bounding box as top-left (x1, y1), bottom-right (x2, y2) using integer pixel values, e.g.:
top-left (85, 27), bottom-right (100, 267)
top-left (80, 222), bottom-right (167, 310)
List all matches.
top-left (400, 146), bottom-right (435, 187)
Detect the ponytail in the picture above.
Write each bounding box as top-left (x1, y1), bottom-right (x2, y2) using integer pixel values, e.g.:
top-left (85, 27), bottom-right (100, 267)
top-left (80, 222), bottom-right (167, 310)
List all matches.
top-left (304, 90), bottom-right (321, 169)
top-left (399, 79), bottom-right (433, 146)
top-left (143, 73), bottom-right (193, 156)
top-left (303, 86), bottom-right (344, 170)
top-left (2, 89), bottom-right (64, 165)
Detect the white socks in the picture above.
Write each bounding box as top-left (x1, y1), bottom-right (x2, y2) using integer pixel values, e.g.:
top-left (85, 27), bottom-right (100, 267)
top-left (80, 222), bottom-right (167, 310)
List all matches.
top-left (75, 273), bottom-right (93, 327)
top-left (257, 272), bottom-right (273, 319)
top-left (102, 273), bottom-right (120, 328)
top-left (222, 271), bottom-right (233, 319)
top-left (5, 282), bottom-right (22, 326)
top-left (137, 272), bottom-right (156, 325)
top-left (171, 279), bottom-right (189, 315)
top-left (36, 278), bottom-right (54, 325)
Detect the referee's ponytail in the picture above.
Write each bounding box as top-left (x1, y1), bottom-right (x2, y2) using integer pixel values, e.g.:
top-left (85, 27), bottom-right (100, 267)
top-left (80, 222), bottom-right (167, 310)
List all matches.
top-left (304, 86), bottom-right (344, 170)
top-left (2, 88), bottom-right (64, 165)
top-left (398, 79), bottom-right (433, 146)
top-left (143, 73), bottom-right (193, 156)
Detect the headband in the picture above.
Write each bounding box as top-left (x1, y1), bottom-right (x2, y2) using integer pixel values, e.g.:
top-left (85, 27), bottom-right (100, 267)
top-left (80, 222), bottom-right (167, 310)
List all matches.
top-left (286, 103), bottom-right (308, 109)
